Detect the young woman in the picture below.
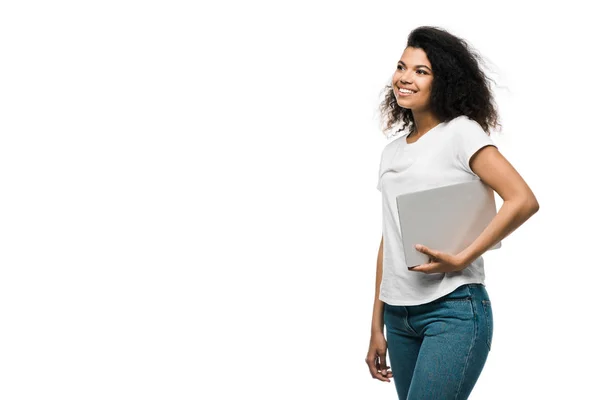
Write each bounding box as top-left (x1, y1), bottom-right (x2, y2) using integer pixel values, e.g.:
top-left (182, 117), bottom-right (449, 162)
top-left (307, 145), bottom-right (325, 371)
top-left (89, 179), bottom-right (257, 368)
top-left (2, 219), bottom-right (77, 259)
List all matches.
top-left (365, 26), bottom-right (539, 399)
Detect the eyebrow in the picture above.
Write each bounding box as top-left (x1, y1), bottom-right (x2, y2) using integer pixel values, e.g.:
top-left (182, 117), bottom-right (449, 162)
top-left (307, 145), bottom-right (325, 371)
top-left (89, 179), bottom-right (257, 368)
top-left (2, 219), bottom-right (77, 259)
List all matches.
top-left (398, 60), bottom-right (432, 71)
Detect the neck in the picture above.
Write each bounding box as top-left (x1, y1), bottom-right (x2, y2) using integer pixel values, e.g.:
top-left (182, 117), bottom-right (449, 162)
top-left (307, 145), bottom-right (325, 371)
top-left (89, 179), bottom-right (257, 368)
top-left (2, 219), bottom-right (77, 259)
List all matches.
top-left (410, 111), bottom-right (441, 138)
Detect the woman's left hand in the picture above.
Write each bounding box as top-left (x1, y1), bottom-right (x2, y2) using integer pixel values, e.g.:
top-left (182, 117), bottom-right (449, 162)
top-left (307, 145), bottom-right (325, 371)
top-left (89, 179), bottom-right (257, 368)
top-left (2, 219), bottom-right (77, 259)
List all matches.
top-left (409, 244), bottom-right (468, 274)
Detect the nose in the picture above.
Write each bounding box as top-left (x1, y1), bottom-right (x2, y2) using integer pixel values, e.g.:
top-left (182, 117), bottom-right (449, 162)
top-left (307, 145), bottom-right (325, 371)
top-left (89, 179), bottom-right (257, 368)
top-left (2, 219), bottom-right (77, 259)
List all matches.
top-left (397, 65), bottom-right (418, 83)
top-left (399, 69), bottom-right (413, 84)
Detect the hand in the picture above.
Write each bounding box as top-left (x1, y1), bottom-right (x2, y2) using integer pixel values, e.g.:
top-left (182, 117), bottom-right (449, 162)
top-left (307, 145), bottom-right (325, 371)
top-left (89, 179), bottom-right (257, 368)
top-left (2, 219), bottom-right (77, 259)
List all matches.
top-left (365, 332), bottom-right (393, 382)
top-left (409, 244), bottom-right (468, 274)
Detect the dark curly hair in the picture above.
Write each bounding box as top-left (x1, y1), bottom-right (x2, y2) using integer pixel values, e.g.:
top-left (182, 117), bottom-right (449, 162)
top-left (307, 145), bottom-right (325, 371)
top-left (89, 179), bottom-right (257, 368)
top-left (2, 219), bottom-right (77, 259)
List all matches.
top-left (379, 26), bottom-right (502, 137)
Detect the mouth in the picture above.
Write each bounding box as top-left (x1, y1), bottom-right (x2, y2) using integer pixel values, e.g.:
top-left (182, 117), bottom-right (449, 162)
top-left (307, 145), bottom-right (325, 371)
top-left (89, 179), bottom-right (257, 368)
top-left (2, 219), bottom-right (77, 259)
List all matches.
top-left (396, 88), bottom-right (417, 97)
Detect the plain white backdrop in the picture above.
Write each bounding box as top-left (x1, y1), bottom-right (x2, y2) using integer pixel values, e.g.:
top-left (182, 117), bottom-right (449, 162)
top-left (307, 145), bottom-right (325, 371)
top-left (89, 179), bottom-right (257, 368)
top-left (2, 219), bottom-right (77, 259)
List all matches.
top-left (1, 0), bottom-right (598, 399)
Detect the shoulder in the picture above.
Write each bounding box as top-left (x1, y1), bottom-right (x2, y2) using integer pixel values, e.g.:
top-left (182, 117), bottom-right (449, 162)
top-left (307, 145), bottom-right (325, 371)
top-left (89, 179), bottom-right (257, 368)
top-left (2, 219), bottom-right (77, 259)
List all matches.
top-left (448, 115), bottom-right (488, 135)
top-left (452, 115), bottom-right (490, 137)
top-left (443, 116), bottom-right (493, 150)
top-left (380, 130), bottom-right (406, 152)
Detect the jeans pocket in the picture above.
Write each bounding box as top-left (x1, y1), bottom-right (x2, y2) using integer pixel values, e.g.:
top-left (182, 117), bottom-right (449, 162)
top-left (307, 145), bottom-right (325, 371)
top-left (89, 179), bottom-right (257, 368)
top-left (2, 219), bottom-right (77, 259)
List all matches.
top-left (481, 300), bottom-right (493, 351)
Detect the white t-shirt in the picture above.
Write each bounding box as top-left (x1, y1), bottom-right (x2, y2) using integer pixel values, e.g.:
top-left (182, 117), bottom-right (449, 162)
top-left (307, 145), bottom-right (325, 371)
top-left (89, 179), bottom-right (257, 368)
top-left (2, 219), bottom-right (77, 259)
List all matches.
top-left (376, 115), bottom-right (498, 306)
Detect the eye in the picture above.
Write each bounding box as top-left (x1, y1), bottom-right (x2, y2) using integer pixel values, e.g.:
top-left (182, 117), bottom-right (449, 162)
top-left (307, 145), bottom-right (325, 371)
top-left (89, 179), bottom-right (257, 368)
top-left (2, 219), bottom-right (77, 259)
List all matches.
top-left (397, 65), bottom-right (428, 75)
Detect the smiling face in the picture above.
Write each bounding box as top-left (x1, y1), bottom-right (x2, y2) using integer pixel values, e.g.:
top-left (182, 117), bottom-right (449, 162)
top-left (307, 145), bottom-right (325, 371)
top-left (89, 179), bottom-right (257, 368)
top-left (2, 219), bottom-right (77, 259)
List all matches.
top-left (392, 46), bottom-right (434, 112)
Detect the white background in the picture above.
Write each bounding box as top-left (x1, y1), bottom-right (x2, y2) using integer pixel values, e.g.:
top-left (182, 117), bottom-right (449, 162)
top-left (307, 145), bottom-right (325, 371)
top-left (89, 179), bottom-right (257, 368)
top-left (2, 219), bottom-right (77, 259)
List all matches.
top-left (1, 1), bottom-right (598, 399)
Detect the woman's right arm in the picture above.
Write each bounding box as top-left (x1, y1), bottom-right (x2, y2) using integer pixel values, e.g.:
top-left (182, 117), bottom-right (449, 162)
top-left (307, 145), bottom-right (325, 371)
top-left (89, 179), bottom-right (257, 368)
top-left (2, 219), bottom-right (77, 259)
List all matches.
top-left (365, 235), bottom-right (393, 382)
top-left (371, 235), bottom-right (385, 335)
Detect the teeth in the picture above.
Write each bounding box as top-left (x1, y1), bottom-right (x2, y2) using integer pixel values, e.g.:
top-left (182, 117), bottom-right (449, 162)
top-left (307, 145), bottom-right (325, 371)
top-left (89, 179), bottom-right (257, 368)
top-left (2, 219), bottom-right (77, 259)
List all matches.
top-left (399, 88), bottom-right (415, 94)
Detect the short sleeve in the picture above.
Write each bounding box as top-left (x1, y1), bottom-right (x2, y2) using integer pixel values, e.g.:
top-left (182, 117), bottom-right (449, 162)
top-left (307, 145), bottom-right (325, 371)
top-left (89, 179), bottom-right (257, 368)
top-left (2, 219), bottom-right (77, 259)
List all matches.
top-left (454, 117), bottom-right (497, 176)
top-left (376, 150), bottom-right (384, 192)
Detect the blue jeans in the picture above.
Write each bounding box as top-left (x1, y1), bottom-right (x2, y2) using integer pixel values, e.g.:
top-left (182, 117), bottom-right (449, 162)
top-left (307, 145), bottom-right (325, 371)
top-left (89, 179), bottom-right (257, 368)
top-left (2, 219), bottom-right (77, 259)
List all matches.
top-left (383, 283), bottom-right (493, 400)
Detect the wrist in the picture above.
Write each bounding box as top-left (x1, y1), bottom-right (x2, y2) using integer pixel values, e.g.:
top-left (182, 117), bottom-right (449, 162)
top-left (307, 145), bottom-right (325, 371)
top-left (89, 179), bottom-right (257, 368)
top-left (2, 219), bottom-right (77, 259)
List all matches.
top-left (458, 248), bottom-right (476, 268)
top-left (371, 326), bottom-right (384, 336)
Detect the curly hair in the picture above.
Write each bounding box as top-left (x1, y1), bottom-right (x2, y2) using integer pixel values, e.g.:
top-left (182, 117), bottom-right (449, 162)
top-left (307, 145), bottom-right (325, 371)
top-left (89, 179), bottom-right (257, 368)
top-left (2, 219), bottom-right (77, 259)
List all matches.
top-left (379, 26), bottom-right (501, 137)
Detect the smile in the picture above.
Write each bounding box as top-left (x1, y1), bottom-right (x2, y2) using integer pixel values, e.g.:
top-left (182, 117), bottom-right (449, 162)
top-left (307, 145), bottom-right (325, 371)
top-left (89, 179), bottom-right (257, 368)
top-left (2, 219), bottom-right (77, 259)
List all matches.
top-left (397, 88), bottom-right (416, 96)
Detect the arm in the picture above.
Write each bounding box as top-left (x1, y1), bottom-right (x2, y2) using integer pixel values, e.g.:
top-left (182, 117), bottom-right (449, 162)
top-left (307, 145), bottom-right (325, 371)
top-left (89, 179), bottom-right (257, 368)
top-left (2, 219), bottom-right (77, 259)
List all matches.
top-left (365, 235), bottom-right (392, 383)
top-left (371, 235), bottom-right (385, 334)
top-left (457, 145), bottom-right (540, 265)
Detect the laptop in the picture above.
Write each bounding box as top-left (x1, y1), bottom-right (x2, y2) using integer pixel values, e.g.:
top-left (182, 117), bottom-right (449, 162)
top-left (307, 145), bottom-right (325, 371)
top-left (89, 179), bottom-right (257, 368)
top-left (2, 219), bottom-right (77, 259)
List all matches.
top-left (395, 179), bottom-right (501, 269)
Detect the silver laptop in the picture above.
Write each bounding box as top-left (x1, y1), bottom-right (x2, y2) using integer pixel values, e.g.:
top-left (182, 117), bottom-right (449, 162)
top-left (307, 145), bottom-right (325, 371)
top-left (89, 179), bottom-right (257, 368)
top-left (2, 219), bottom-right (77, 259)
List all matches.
top-left (395, 179), bottom-right (501, 269)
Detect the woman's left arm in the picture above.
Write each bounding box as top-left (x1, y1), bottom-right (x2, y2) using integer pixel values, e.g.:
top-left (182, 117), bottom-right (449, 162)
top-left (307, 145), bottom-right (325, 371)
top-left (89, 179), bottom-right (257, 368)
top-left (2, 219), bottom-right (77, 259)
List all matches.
top-left (457, 145), bottom-right (540, 266)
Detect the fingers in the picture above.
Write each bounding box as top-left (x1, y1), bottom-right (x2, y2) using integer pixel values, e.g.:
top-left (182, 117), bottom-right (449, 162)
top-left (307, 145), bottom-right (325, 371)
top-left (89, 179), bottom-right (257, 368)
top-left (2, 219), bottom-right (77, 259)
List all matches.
top-left (410, 261), bottom-right (442, 274)
top-left (377, 351), bottom-right (393, 381)
top-left (365, 351), bottom-right (392, 382)
top-left (378, 350), bottom-right (391, 378)
top-left (415, 244), bottom-right (442, 262)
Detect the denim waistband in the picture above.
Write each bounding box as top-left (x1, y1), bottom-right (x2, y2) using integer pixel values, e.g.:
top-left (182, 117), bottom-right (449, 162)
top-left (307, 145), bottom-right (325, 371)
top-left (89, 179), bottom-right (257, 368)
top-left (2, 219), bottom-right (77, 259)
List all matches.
top-left (429, 283), bottom-right (490, 304)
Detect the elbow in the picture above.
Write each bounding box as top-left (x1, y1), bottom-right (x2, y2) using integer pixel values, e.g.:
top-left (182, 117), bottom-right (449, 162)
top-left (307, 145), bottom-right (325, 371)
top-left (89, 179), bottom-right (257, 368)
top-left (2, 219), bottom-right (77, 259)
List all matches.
top-left (509, 194), bottom-right (539, 217)
top-left (525, 196), bottom-right (540, 216)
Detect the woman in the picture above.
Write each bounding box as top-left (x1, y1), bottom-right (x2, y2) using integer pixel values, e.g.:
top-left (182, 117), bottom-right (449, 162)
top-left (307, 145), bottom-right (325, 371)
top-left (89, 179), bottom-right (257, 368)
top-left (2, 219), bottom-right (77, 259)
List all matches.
top-left (365, 26), bottom-right (539, 399)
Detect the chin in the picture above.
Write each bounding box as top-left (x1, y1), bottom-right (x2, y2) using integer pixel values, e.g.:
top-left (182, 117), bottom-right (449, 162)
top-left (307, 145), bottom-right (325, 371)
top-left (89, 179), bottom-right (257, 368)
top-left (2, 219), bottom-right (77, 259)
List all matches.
top-left (396, 100), bottom-right (413, 108)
